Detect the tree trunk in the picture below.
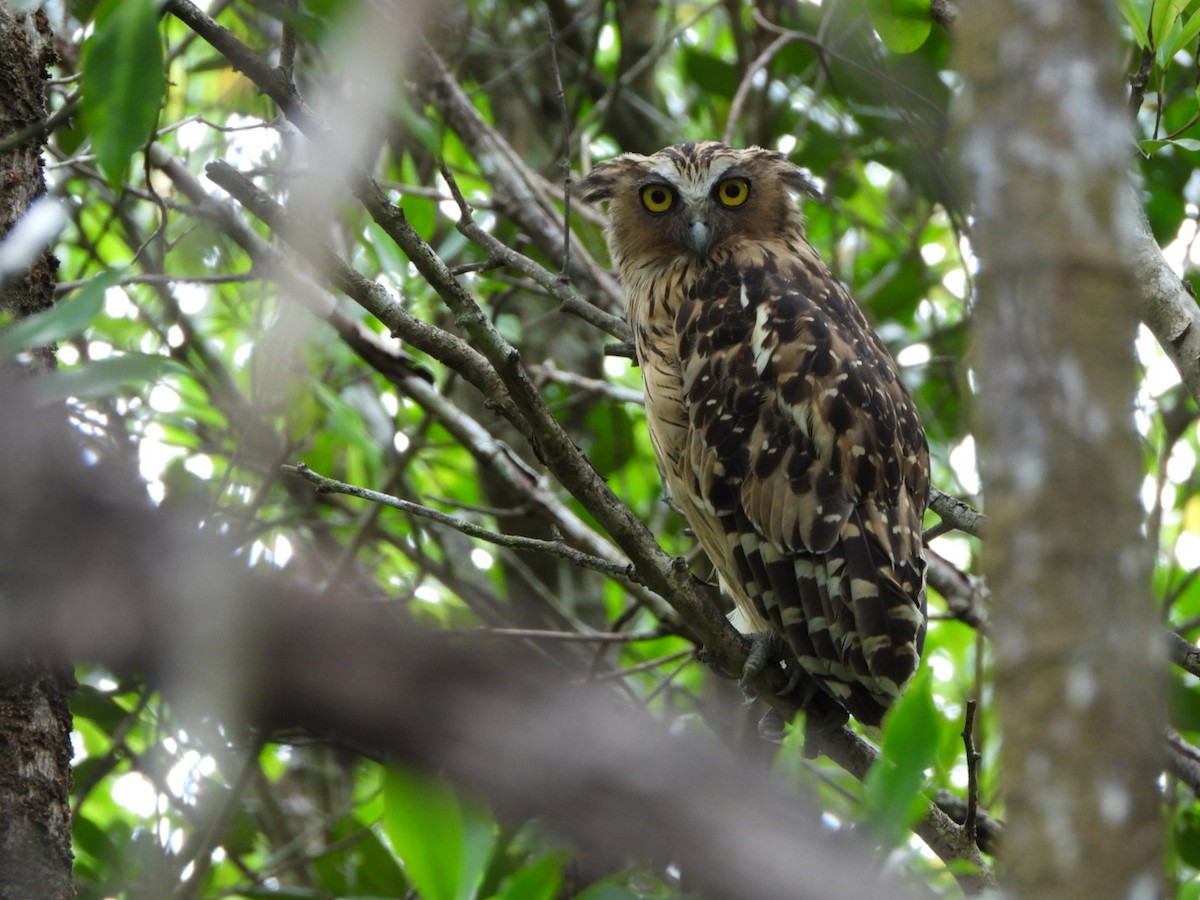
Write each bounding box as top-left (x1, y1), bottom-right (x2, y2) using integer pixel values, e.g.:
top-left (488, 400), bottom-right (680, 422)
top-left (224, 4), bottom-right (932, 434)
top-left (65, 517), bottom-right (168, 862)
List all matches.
top-left (0, 4), bottom-right (76, 898)
top-left (957, 1), bottom-right (1164, 896)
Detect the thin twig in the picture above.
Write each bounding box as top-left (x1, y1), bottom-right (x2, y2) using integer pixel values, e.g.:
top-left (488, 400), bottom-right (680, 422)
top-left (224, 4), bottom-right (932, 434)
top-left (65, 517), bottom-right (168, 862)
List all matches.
top-left (641, 652), bottom-right (697, 705)
top-left (198, 156), bottom-right (516, 417)
top-left (593, 649), bottom-right (694, 685)
top-left (450, 626), bottom-right (674, 644)
top-left (961, 699), bottom-right (981, 847)
top-left (723, 32), bottom-right (801, 145)
top-left (284, 462), bottom-right (641, 585)
top-left (575, 0), bottom-right (725, 137)
top-left (545, 9), bottom-right (572, 281)
top-left (54, 272), bottom-right (260, 294)
top-left (530, 362), bottom-right (644, 405)
top-left (447, 259), bottom-right (504, 277)
top-left (1129, 46), bottom-right (1155, 120)
top-left (415, 45), bottom-right (623, 309)
top-left (752, 10), bottom-right (948, 120)
top-left (437, 159), bottom-right (631, 339)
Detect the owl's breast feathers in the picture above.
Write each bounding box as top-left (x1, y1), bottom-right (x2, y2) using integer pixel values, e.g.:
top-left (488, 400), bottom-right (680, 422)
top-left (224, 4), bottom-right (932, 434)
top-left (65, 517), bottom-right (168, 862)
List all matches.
top-left (634, 238), bottom-right (929, 725)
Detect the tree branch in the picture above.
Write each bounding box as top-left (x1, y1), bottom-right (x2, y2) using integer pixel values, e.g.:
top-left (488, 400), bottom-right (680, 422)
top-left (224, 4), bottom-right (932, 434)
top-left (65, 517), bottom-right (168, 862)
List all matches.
top-left (284, 462), bottom-right (639, 585)
top-left (1132, 188), bottom-right (1200, 406)
top-left (0, 377), bottom-right (936, 900)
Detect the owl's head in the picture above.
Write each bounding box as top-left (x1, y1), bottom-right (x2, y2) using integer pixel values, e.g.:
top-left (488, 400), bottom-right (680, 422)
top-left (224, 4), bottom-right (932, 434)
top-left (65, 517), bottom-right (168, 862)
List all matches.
top-left (580, 141), bottom-right (819, 269)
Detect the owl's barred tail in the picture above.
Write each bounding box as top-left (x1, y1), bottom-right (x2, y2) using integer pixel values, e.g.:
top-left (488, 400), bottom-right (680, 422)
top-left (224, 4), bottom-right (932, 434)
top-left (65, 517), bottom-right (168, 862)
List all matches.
top-left (759, 510), bottom-right (925, 726)
top-left (729, 508), bottom-right (925, 726)
top-left (822, 508), bottom-right (926, 725)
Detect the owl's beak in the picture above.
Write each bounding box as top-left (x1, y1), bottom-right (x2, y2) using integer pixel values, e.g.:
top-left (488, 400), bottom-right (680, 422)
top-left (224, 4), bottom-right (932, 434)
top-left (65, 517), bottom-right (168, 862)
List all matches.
top-left (688, 220), bottom-right (713, 258)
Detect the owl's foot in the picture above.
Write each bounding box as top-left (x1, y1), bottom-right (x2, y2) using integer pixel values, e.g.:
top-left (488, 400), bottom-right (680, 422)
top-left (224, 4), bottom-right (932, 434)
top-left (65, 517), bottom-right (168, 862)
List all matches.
top-left (758, 707), bottom-right (788, 743)
top-left (800, 701), bottom-right (850, 759)
top-left (739, 631), bottom-right (787, 703)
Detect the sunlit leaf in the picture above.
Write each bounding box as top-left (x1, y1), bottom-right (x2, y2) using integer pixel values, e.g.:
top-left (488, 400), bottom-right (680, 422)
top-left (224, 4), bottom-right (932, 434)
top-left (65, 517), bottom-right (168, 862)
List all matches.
top-left (496, 850), bottom-right (569, 900)
top-left (864, 0), bottom-right (932, 53)
top-left (383, 768), bottom-right (496, 900)
top-left (1122, 0), bottom-right (1154, 44)
top-left (863, 666), bottom-right (940, 846)
top-left (383, 769), bottom-right (464, 900)
top-left (1170, 5), bottom-right (1200, 53)
top-left (1152, 0), bottom-right (1189, 49)
top-left (80, 0), bottom-right (165, 189)
top-left (1141, 137), bottom-right (1200, 154)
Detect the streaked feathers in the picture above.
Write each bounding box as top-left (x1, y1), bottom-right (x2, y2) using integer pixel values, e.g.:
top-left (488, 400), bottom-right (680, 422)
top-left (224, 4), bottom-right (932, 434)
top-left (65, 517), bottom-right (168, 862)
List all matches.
top-left (582, 142), bottom-right (929, 725)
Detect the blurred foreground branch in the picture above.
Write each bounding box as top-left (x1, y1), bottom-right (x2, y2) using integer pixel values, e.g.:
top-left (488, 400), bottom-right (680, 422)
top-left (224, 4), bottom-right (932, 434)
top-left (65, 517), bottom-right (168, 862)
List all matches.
top-left (0, 377), bottom-right (939, 900)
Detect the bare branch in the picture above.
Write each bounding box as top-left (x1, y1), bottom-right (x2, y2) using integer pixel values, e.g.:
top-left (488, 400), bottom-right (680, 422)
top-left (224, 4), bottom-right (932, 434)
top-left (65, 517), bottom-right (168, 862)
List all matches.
top-left (929, 486), bottom-right (986, 538)
top-left (1132, 190), bottom-right (1200, 405)
top-left (284, 462), bottom-right (639, 585)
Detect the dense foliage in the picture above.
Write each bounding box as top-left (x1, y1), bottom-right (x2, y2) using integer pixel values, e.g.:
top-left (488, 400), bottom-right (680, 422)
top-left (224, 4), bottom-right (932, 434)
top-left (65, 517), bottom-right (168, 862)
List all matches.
top-left (5, 0), bottom-right (1200, 895)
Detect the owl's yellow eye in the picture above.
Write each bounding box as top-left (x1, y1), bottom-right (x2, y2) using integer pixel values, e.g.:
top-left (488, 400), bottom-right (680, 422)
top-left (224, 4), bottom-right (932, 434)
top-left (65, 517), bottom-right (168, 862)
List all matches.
top-left (715, 177), bottom-right (750, 208)
top-left (640, 184), bottom-right (675, 214)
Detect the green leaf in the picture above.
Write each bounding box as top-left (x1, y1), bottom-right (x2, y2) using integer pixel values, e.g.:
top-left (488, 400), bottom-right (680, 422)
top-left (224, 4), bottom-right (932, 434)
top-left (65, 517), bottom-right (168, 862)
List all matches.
top-left (459, 797), bottom-right (500, 900)
top-left (1177, 6), bottom-right (1200, 52)
top-left (864, 0), bottom-right (932, 54)
top-left (0, 268), bottom-right (118, 357)
top-left (395, 95), bottom-right (444, 160)
top-left (1141, 137), bottom-right (1200, 154)
top-left (575, 885), bottom-right (643, 900)
top-left (383, 769), bottom-right (463, 900)
top-left (862, 666), bottom-right (940, 847)
top-left (681, 47), bottom-right (739, 97)
top-left (1122, 0), bottom-right (1154, 44)
top-left (1152, 0), bottom-right (1189, 48)
top-left (80, 0), bottom-right (166, 189)
top-left (34, 353), bottom-right (185, 403)
top-left (1170, 678), bottom-right (1200, 732)
top-left (496, 851), bottom-right (568, 900)
top-left (383, 768), bottom-right (496, 900)
top-left (1176, 807), bottom-right (1200, 868)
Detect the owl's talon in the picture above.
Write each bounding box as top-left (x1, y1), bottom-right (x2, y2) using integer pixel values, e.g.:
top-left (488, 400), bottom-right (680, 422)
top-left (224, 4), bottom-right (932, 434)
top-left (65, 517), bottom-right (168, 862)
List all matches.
top-left (739, 631), bottom-right (786, 703)
top-left (801, 702), bottom-right (851, 759)
top-left (758, 707), bottom-right (788, 743)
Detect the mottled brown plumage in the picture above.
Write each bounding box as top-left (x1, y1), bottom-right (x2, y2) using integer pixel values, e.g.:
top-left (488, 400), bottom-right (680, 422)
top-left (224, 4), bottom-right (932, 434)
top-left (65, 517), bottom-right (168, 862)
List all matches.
top-left (581, 142), bottom-right (929, 725)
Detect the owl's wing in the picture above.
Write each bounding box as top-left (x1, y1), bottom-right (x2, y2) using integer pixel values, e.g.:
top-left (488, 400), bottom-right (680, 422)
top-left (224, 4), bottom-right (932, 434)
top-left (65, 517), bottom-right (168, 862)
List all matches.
top-left (673, 246), bottom-right (928, 722)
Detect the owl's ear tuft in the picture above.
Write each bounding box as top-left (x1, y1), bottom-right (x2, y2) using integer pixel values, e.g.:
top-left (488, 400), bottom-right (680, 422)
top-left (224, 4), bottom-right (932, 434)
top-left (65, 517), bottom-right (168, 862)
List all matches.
top-left (777, 166), bottom-right (825, 201)
top-left (578, 153), bottom-right (652, 205)
top-left (775, 159), bottom-right (823, 202)
top-left (578, 168), bottom-right (615, 205)
top-left (747, 146), bottom-right (823, 202)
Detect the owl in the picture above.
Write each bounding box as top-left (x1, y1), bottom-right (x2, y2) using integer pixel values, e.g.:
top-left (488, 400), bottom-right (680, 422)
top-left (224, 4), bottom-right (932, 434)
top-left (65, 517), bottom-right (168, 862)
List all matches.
top-left (581, 142), bottom-right (929, 726)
